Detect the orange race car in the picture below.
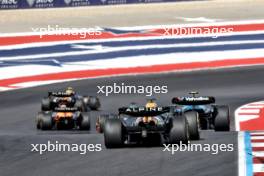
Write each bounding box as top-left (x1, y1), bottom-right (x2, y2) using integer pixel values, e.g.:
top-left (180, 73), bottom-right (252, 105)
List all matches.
top-left (36, 106), bottom-right (90, 130)
top-left (41, 87), bottom-right (101, 112)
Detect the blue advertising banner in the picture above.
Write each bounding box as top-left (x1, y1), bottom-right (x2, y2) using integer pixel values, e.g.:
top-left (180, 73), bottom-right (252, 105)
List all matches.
top-left (0, 0), bottom-right (189, 9)
top-left (0, 0), bottom-right (19, 9)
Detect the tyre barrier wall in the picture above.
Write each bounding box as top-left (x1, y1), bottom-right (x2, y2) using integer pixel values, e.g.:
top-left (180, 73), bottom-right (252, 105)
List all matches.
top-left (0, 0), bottom-right (193, 9)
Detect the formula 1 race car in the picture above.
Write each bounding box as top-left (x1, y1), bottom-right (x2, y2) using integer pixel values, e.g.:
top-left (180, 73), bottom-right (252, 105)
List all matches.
top-left (41, 87), bottom-right (100, 111)
top-left (98, 100), bottom-right (200, 148)
top-left (171, 92), bottom-right (230, 131)
top-left (36, 106), bottom-right (90, 130)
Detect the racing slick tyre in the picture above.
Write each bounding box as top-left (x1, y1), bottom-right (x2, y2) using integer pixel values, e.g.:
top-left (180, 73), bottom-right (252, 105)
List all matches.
top-left (41, 97), bottom-right (51, 111)
top-left (104, 118), bottom-right (124, 148)
top-left (169, 116), bottom-right (189, 144)
top-left (36, 112), bottom-right (43, 129)
top-left (38, 112), bottom-right (53, 130)
top-left (184, 111), bottom-right (200, 140)
top-left (214, 105), bottom-right (230, 131)
top-left (80, 112), bottom-right (91, 130)
top-left (84, 96), bottom-right (100, 110)
top-left (75, 100), bottom-right (87, 112)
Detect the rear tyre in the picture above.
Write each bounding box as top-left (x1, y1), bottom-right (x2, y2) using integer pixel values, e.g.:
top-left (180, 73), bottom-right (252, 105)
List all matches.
top-left (169, 116), bottom-right (189, 144)
top-left (104, 119), bottom-right (124, 148)
top-left (80, 112), bottom-right (91, 130)
top-left (36, 112), bottom-right (42, 129)
top-left (184, 111), bottom-right (200, 140)
top-left (41, 98), bottom-right (51, 111)
top-left (39, 112), bottom-right (53, 130)
top-left (214, 105), bottom-right (230, 131)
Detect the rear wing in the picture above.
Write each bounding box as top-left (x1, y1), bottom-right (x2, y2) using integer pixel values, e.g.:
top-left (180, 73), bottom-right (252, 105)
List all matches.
top-left (54, 107), bottom-right (78, 112)
top-left (172, 96), bottom-right (215, 105)
top-left (118, 106), bottom-right (171, 116)
top-left (48, 92), bottom-right (73, 97)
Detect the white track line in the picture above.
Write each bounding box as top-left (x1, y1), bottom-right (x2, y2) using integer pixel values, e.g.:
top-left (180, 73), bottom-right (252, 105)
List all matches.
top-left (251, 132), bottom-right (264, 135)
top-left (251, 143), bottom-right (264, 147)
top-left (238, 109), bottom-right (260, 113)
top-left (252, 152), bottom-right (264, 157)
top-left (253, 164), bottom-right (264, 173)
top-left (252, 136), bottom-right (264, 140)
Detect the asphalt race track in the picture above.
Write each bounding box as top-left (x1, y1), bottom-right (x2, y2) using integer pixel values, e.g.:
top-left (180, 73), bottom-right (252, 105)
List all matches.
top-left (1, 0), bottom-right (264, 175)
top-left (1, 65), bottom-right (264, 176)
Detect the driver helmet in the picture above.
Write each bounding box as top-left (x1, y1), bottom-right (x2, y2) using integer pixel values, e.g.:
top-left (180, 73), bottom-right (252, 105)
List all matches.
top-left (66, 87), bottom-right (75, 95)
top-left (145, 99), bottom-right (157, 108)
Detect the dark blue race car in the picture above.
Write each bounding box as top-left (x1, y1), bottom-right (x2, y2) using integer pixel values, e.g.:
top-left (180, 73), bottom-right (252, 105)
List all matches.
top-left (172, 92), bottom-right (230, 131)
top-left (102, 106), bottom-right (192, 148)
top-left (97, 99), bottom-right (201, 148)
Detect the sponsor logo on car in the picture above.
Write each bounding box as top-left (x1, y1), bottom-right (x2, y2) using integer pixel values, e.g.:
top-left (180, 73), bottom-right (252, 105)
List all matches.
top-left (125, 107), bottom-right (164, 112)
top-left (184, 97), bottom-right (210, 101)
